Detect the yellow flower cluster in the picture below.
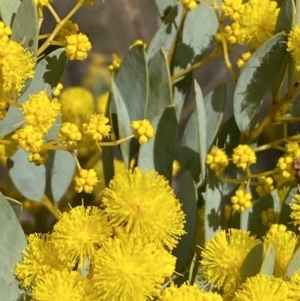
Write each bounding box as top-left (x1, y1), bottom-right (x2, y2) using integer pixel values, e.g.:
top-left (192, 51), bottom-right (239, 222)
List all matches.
top-left (290, 194), bottom-right (300, 230)
top-left (15, 168), bottom-right (186, 300)
top-left (58, 20), bottom-right (79, 41)
top-left (74, 168), bottom-right (98, 193)
top-left (206, 147), bottom-right (229, 174)
top-left (232, 144), bottom-right (256, 170)
top-left (82, 113), bottom-right (111, 142)
top-left (131, 119), bottom-right (155, 144)
top-left (231, 188), bottom-right (252, 212)
top-left (256, 176), bottom-right (274, 196)
top-left (237, 51), bottom-right (251, 69)
top-left (53, 82), bottom-right (63, 97)
top-left (108, 53), bottom-right (122, 73)
top-left (22, 91), bottom-right (60, 134)
top-left (277, 141), bottom-right (300, 179)
top-left (0, 21), bottom-right (12, 42)
top-left (287, 26), bottom-right (300, 71)
top-left (261, 208), bottom-right (279, 227)
top-left (57, 122), bottom-right (82, 146)
top-left (221, 0), bottom-right (245, 20)
top-left (65, 33), bottom-right (92, 61)
top-left (28, 149), bottom-right (48, 166)
top-left (181, 0), bottom-right (198, 10)
top-left (220, 0), bottom-right (279, 49)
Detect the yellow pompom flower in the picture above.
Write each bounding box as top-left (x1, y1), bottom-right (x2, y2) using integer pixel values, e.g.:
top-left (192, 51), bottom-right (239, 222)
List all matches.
top-left (291, 194), bottom-right (300, 229)
top-left (0, 21), bottom-right (12, 42)
top-left (231, 188), bottom-right (252, 212)
top-left (235, 0), bottom-right (279, 49)
top-left (28, 149), bottom-right (48, 166)
top-left (131, 119), bottom-right (155, 144)
top-left (102, 167), bottom-right (186, 250)
top-left (12, 125), bottom-right (44, 153)
top-left (277, 155), bottom-right (295, 179)
top-left (288, 269), bottom-right (300, 300)
top-left (232, 144), bottom-right (256, 170)
top-left (223, 22), bottom-right (241, 44)
top-left (261, 208), bottom-right (279, 227)
top-left (31, 270), bottom-right (92, 301)
top-left (22, 91), bottom-right (60, 134)
top-left (264, 224), bottom-right (298, 277)
top-left (52, 205), bottom-right (112, 268)
top-left (14, 234), bottom-right (72, 289)
top-left (82, 114), bottom-right (111, 142)
top-left (221, 0), bottom-right (245, 20)
top-left (256, 176), bottom-right (274, 196)
top-left (108, 53), bottom-right (122, 73)
top-left (234, 274), bottom-right (289, 301)
top-left (287, 25), bottom-right (300, 71)
top-left (201, 229), bottom-right (259, 296)
top-left (57, 122), bottom-right (82, 146)
top-left (60, 87), bottom-right (94, 125)
top-left (206, 147), bottom-right (229, 174)
top-left (74, 168), bottom-right (98, 194)
top-left (92, 236), bottom-right (176, 301)
top-left (65, 33), bottom-right (92, 61)
top-left (159, 283), bottom-right (223, 301)
top-left (0, 39), bottom-right (35, 94)
top-left (58, 20), bottom-right (79, 41)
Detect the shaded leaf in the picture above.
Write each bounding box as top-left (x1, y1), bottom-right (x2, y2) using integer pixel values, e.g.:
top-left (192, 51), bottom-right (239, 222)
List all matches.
top-left (275, 0), bottom-right (294, 34)
top-left (146, 49), bottom-right (173, 120)
top-left (0, 0), bottom-right (21, 26)
top-left (172, 172), bottom-right (197, 271)
top-left (260, 244), bottom-right (275, 275)
top-left (285, 244), bottom-right (300, 278)
top-left (0, 192), bottom-right (27, 300)
top-left (154, 0), bottom-right (177, 19)
top-left (114, 44), bottom-right (148, 121)
top-left (5, 196), bottom-right (23, 217)
top-left (233, 33), bottom-right (287, 132)
top-left (11, 0), bottom-right (38, 55)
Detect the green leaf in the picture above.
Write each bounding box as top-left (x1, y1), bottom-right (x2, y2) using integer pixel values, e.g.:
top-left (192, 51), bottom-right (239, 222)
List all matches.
top-left (0, 192), bottom-right (27, 300)
top-left (233, 33), bottom-right (287, 132)
top-left (0, 48), bottom-right (67, 137)
top-left (0, 0), bottom-right (21, 26)
top-left (260, 244), bottom-right (275, 275)
top-left (204, 84), bottom-right (226, 152)
top-left (154, 0), bottom-right (177, 19)
top-left (45, 150), bottom-right (76, 203)
top-left (147, 3), bottom-right (184, 60)
top-left (285, 244), bottom-right (300, 278)
top-left (275, 0), bottom-right (295, 33)
top-left (5, 196), bottom-right (23, 217)
top-left (173, 3), bottom-right (218, 73)
top-left (240, 243), bottom-right (264, 283)
top-left (296, 0), bottom-right (300, 24)
top-left (145, 49), bottom-right (173, 120)
top-left (9, 148), bottom-right (45, 201)
top-left (204, 169), bottom-right (224, 241)
top-left (111, 81), bottom-right (132, 168)
top-left (114, 44), bottom-right (148, 122)
top-left (172, 172), bottom-right (197, 270)
top-left (188, 253), bottom-right (201, 284)
top-left (11, 0), bottom-right (38, 55)
top-left (154, 107), bottom-right (177, 182)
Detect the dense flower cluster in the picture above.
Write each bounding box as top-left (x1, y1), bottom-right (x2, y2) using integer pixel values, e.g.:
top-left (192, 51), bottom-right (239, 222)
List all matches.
top-left (131, 119), bottom-right (155, 144)
top-left (255, 176), bottom-right (274, 196)
top-left (82, 114), bottom-right (111, 142)
top-left (231, 188), bottom-right (252, 212)
top-left (206, 147), bottom-right (229, 174)
top-left (232, 144), bottom-right (256, 170)
top-left (65, 33), bottom-right (92, 60)
top-left (74, 168), bottom-right (98, 193)
top-left (181, 0), bottom-right (198, 10)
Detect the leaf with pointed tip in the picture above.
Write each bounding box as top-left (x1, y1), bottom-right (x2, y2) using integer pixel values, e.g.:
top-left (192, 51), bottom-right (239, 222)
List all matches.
top-left (5, 196), bottom-right (23, 217)
top-left (233, 33), bottom-right (287, 132)
top-left (240, 243), bottom-right (264, 283)
top-left (260, 244), bottom-right (275, 275)
top-left (0, 192), bottom-right (27, 300)
top-left (9, 148), bottom-right (46, 201)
